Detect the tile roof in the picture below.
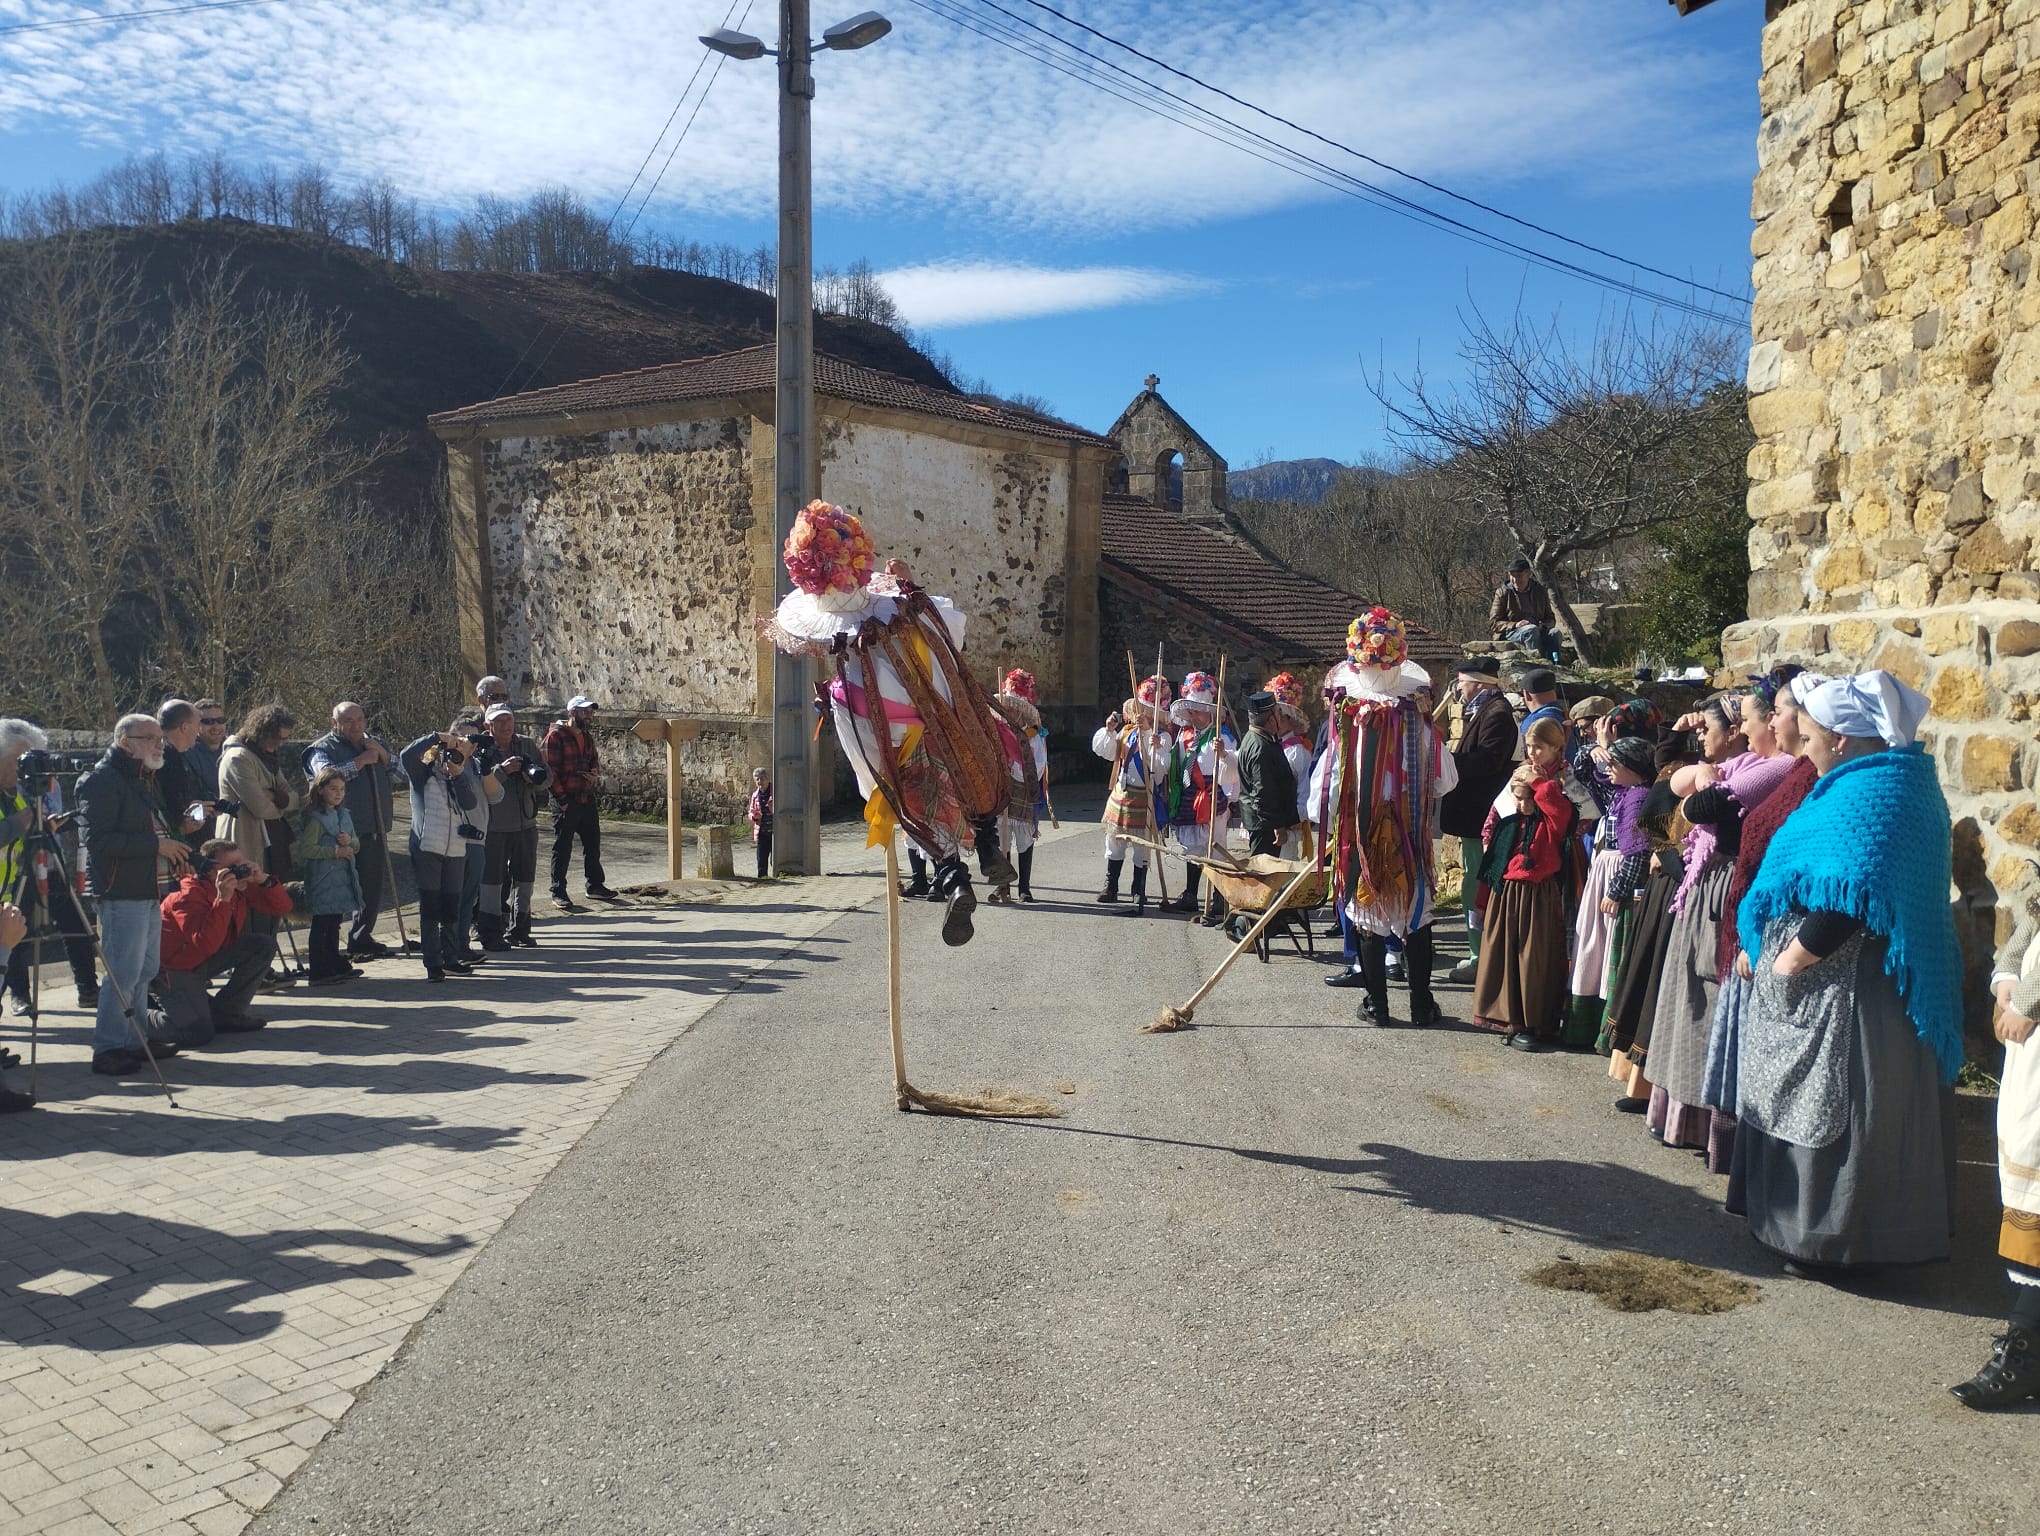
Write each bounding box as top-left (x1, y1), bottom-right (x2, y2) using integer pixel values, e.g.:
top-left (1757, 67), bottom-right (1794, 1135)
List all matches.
top-left (1099, 493), bottom-right (1461, 667)
top-left (428, 344), bottom-right (1116, 447)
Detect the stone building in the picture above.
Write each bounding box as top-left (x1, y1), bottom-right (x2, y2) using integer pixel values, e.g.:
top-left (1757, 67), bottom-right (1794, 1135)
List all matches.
top-left (429, 346), bottom-right (1119, 817)
top-left (430, 359), bottom-right (1458, 818)
top-left (1692, 0), bottom-right (2040, 997)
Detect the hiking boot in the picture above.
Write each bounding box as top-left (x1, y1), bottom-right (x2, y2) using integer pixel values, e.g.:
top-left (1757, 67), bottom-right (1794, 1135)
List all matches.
top-left (1158, 895), bottom-right (1197, 915)
top-left (941, 877), bottom-right (978, 947)
top-left (1952, 1327), bottom-right (2040, 1410)
top-left (76, 981), bottom-right (99, 1008)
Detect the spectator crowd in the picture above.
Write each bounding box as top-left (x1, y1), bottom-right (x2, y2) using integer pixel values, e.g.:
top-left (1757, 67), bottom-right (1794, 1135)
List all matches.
top-left (0, 679), bottom-right (622, 1109)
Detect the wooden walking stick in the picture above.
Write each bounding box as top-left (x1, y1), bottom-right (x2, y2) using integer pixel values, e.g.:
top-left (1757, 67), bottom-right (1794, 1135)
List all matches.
top-left (1141, 860), bottom-right (1322, 1033)
top-left (881, 832), bottom-right (1061, 1118)
top-left (1200, 654), bottom-right (1229, 924)
top-left (1124, 648), bottom-right (1169, 903)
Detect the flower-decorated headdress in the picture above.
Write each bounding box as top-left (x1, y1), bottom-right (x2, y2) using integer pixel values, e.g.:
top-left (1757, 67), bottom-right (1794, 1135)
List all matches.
top-left (1001, 668), bottom-right (1037, 703)
top-left (1265, 670), bottom-right (1307, 729)
top-left (782, 499), bottom-right (876, 597)
top-left (1171, 670), bottom-right (1217, 725)
top-left (1137, 673), bottom-right (1173, 712)
top-left (1346, 607), bottom-right (1410, 672)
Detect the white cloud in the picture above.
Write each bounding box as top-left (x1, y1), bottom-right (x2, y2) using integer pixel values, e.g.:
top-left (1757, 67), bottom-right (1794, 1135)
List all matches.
top-left (876, 260), bottom-right (1212, 326)
top-left (0, 1), bottom-right (1749, 235)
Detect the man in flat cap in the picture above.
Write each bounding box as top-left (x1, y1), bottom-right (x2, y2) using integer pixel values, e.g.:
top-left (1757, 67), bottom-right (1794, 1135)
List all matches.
top-left (1490, 558), bottom-right (1562, 663)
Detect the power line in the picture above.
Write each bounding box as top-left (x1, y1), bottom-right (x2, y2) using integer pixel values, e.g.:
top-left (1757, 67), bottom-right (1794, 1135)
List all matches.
top-left (1005, 0), bottom-right (1749, 311)
top-left (906, 0), bottom-right (1737, 322)
top-left (498, 2), bottom-right (752, 397)
top-left (0, 0), bottom-right (287, 37)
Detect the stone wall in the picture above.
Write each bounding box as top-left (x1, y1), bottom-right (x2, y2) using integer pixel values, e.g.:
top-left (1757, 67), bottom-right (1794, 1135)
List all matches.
top-left (1726, 0), bottom-right (2040, 990)
top-left (817, 415), bottom-right (1084, 703)
top-left (481, 417), bottom-right (761, 718)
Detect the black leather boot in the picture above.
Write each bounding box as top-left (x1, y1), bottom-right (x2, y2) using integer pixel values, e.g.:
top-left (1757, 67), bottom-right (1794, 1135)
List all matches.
top-left (934, 857), bottom-right (976, 946)
top-left (1096, 857), bottom-right (1123, 903)
top-left (1130, 863), bottom-right (1149, 915)
top-left (1952, 1325), bottom-right (2040, 1410)
top-left (1017, 847), bottom-right (1036, 903)
top-left (902, 849), bottom-right (932, 899)
top-left (1405, 924), bottom-right (1441, 1028)
top-left (973, 815), bottom-right (1018, 888)
top-left (1161, 864), bottom-right (1201, 915)
top-left (1357, 935), bottom-right (1395, 1026)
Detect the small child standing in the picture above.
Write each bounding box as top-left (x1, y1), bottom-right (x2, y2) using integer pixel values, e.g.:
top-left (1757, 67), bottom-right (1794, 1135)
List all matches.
top-left (294, 768), bottom-right (364, 985)
top-left (747, 768), bottom-right (773, 880)
top-left (1472, 717), bottom-right (1580, 1051)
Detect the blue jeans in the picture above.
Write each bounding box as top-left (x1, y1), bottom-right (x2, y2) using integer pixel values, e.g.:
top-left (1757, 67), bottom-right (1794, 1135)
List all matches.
top-left (93, 899), bottom-right (161, 1053)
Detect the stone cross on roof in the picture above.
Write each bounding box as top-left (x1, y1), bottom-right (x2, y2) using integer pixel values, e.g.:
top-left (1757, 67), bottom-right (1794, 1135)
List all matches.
top-left (1143, 373), bottom-right (1159, 392)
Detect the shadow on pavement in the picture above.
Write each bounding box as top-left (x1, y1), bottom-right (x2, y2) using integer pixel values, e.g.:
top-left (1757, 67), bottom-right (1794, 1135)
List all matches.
top-left (0, 1209), bottom-right (472, 1351)
top-left (0, 1107), bottom-right (522, 1160)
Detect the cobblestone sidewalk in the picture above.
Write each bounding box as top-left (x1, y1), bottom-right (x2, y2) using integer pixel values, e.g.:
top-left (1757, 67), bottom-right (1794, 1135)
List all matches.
top-left (0, 863), bottom-right (883, 1536)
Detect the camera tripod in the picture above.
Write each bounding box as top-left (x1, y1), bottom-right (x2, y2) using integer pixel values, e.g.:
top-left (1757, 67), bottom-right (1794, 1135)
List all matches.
top-left (10, 782), bottom-right (179, 1108)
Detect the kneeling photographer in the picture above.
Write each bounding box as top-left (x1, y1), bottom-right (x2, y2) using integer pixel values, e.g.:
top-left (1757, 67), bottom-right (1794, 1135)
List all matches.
top-left (157, 841), bottom-right (293, 1045)
top-left (401, 724), bottom-right (487, 984)
top-left (476, 705), bottom-right (548, 951)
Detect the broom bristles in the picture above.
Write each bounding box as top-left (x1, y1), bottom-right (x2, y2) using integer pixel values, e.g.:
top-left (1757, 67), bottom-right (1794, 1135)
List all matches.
top-left (1140, 1004), bottom-right (1194, 1034)
top-left (900, 1083), bottom-right (1063, 1119)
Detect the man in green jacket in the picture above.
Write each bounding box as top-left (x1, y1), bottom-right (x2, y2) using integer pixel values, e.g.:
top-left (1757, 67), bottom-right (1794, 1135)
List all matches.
top-left (1234, 691), bottom-right (1298, 859)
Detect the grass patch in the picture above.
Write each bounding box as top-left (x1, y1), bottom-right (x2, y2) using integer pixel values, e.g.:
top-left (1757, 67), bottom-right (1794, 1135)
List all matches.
top-left (1527, 1252), bottom-right (1760, 1314)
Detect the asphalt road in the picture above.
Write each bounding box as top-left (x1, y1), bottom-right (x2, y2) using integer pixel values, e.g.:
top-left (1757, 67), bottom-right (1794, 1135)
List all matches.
top-left (256, 830), bottom-right (2036, 1535)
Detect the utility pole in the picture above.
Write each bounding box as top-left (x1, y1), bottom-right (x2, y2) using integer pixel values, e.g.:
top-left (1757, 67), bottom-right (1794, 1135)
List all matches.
top-left (773, 0), bottom-right (821, 876)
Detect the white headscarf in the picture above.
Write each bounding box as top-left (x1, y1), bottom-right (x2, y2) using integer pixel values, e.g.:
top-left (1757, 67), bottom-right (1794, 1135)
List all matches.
top-left (1786, 671), bottom-right (1829, 709)
top-left (1803, 670), bottom-right (1930, 749)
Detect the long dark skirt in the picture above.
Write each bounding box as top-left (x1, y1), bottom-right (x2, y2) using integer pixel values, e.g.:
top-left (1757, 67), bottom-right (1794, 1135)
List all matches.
top-left (1727, 935), bottom-right (1956, 1268)
top-left (1604, 861), bottom-right (1680, 1060)
top-left (1648, 859), bottom-right (1734, 1152)
top-left (1473, 877), bottom-right (1567, 1040)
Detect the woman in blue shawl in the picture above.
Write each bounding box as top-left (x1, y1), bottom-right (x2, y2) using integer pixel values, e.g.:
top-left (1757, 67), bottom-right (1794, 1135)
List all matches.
top-left (1726, 670), bottom-right (1960, 1273)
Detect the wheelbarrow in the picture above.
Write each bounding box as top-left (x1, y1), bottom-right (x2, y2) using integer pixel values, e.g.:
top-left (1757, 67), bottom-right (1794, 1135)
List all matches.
top-left (1197, 853), bottom-right (1327, 963)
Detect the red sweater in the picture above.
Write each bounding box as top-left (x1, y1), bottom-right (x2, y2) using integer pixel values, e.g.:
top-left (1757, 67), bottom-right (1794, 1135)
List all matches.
top-left (159, 874), bottom-right (293, 973)
top-left (1505, 777), bottom-right (1576, 883)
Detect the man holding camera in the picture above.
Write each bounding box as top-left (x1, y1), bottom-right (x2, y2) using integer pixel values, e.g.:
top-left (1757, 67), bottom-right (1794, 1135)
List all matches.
top-left (0, 719), bottom-right (99, 1016)
top-left (78, 714), bottom-right (191, 1075)
top-left (543, 694), bottom-right (616, 910)
top-left (477, 704), bottom-right (549, 950)
top-left (303, 702), bottom-right (398, 961)
top-left (400, 725), bottom-right (487, 983)
top-left (156, 840), bottom-right (294, 1044)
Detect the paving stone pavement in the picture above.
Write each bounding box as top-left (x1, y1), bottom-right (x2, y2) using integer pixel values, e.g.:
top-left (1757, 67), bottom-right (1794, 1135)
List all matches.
top-left (0, 806), bottom-right (1074, 1536)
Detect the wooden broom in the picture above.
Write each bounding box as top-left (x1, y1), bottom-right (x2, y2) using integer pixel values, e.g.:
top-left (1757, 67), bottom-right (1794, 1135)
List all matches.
top-left (1141, 861), bottom-right (1322, 1033)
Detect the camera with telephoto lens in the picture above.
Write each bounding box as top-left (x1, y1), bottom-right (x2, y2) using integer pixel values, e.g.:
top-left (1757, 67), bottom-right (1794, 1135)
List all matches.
top-left (187, 849), bottom-right (257, 880)
top-left (465, 733), bottom-right (501, 774)
top-left (17, 748), bottom-right (96, 787)
top-left (456, 823), bottom-right (485, 842)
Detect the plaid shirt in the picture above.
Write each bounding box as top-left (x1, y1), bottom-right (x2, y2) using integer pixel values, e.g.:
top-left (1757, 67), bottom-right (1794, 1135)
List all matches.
top-left (542, 722), bottom-right (600, 805)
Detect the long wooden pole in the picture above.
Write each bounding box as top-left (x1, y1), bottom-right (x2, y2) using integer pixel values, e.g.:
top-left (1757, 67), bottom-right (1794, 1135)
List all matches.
top-left (1142, 860), bottom-right (1322, 1032)
top-left (1201, 653), bottom-right (1229, 923)
top-left (883, 834), bottom-right (909, 1109)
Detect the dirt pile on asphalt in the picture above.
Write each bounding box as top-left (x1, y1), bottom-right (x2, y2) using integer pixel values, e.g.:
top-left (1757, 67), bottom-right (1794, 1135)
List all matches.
top-left (1527, 1252), bottom-right (1761, 1314)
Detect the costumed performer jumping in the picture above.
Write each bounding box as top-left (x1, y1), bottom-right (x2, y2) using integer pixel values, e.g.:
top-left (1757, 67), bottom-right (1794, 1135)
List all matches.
top-left (988, 668), bottom-right (1048, 905)
top-left (1160, 669), bottom-right (1239, 921)
top-left (1308, 608), bottom-right (1456, 1029)
top-left (761, 500), bottom-right (1017, 946)
top-left (1092, 676), bottom-right (1175, 913)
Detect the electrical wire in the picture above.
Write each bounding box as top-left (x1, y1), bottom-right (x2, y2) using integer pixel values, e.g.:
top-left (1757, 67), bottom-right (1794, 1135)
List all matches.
top-left (0, 0), bottom-right (287, 37)
top-left (1005, 0), bottom-right (1749, 311)
top-left (905, 0), bottom-right (1738, 322)
top-left (495, 1), bottom-right (751, 398)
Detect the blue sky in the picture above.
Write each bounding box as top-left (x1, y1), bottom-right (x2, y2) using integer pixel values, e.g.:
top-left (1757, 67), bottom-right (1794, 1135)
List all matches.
top-left (0, 0), bottom-right (1761, 465)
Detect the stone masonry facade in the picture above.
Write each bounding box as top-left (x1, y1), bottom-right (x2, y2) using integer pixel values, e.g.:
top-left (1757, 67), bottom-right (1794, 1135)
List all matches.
top-left (1724, 0), bottom-right (2040, 991)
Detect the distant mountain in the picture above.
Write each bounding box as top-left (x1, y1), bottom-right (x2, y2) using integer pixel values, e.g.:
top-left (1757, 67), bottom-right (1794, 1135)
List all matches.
top-left (1227, 458), bottom-right (1356, 504)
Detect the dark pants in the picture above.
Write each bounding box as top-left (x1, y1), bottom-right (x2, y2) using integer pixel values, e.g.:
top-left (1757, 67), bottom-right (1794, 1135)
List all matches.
top-left (309, 915), bottom-right (344, 978)
top-left (157, 929), bottom-right (277, 1045)
top-left (755, 827), bottom-right (772, 879)
top-left (1247, 825), bottom-right (1283, 858)
top-left (1357, 923), bottom-right (1436, 1016)
top-left (412, 846), bottom-right (466, 976)
top-left (348, 832), bottom-right (388, 951)
top-left (550, 800), bottom-right (605, 894)
top-left (481, 824), bottom-right (540, 939)
top-left (5, 878), bottom-right (96, 1003)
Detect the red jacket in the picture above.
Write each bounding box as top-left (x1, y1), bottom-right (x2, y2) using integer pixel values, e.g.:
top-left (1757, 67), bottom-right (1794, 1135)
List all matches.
top-left (159, 873), bottom-right (293, 973)
top-left (1505, 777), bottom-right (1577, 883)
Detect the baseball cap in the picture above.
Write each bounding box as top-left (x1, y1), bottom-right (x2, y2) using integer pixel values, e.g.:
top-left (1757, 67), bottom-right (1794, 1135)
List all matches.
top-left (484, 704), bottom-right (515, 722)
top-left (567, 695), bottom-right (597, 711)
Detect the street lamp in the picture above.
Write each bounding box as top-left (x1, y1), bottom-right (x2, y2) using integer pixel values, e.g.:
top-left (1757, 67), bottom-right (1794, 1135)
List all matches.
top-left (702, 4), bottom-right (891, 877)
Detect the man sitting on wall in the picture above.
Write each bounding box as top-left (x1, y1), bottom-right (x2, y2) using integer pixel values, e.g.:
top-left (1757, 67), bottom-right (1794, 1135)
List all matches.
top-left (1490, 559), bottom-right (1563, 663)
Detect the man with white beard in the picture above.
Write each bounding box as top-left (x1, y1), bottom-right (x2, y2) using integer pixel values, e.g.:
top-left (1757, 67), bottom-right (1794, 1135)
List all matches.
top-left (77, 713), bottom-right (191, 1075)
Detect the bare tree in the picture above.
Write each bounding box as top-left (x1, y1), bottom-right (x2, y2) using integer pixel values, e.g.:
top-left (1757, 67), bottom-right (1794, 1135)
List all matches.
top-left (1371, 303), bottom-right (1748, 664)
